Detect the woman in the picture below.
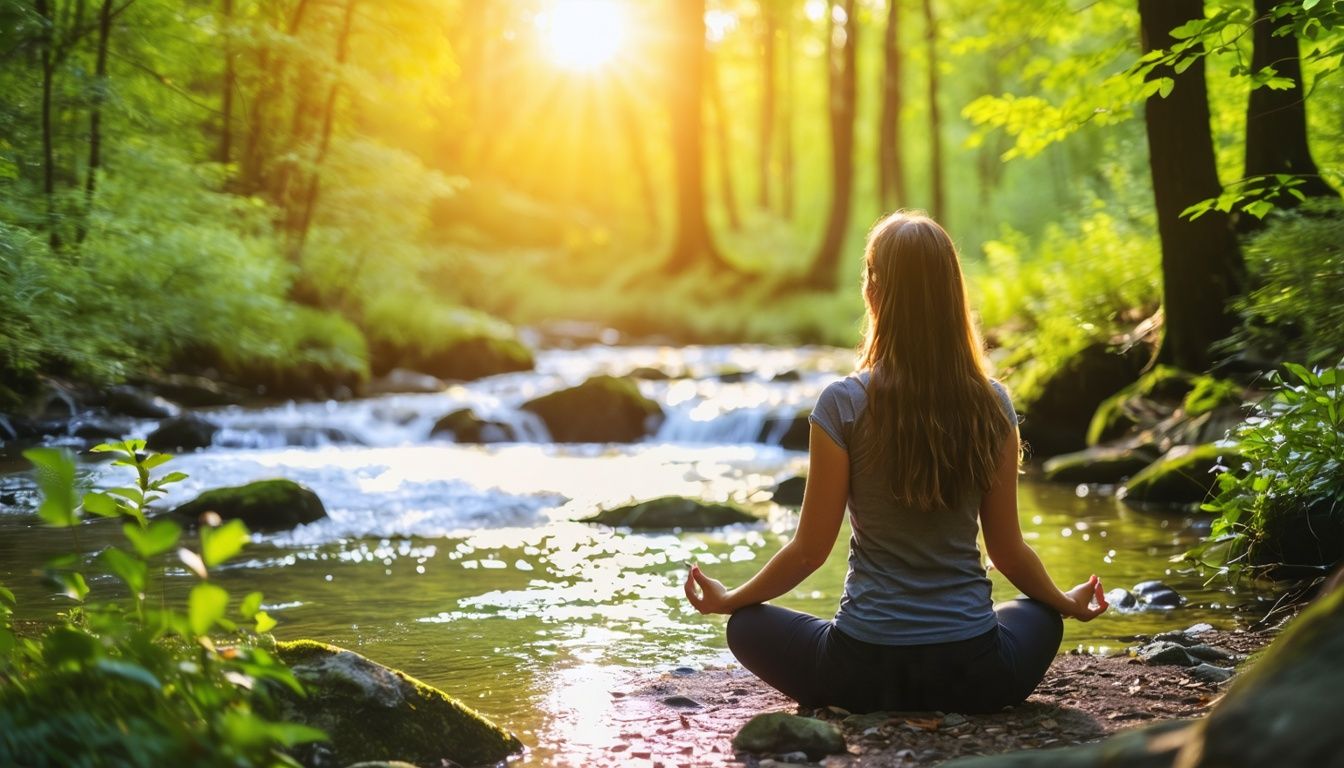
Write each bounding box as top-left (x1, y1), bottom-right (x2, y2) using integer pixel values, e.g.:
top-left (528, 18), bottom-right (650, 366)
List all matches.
top-left (683, 212), bottom-right (1108, 714)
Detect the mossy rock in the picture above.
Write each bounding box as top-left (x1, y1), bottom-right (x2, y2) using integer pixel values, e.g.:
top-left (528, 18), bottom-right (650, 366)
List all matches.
top-left (377, 336), bottom-right (534, 382)
top-left (275, 640), bottom-right (522, 768)
top-left (1017, 341), bottom-right (1150, 458)
top-left (1042, 444), bottom-right (1160, 485)
top-left (429, 409), bottom-right (514, 443)
top-left (771, 475), bottom-right (807, 506)
top-left (732, 712), bottom-right (847, 759)
top-left (758, 410), bottom-right (810, 451)
top-left (1119, 444), bottom-right (1243, 508)
top-left (580, 496), bottom-right (759, 529)
top-left (522, 375), bottom-right (663, 443)
top-left (1086, 367), bottom-right (1245, 448)
top-left (146, 415), bottom-right (219, 453)
top-left (173, 479), bottom-right (326, 532)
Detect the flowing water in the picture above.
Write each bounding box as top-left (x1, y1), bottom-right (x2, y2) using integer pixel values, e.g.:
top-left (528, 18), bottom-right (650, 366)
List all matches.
top-left (0, 344), bottom-right (1269, 765)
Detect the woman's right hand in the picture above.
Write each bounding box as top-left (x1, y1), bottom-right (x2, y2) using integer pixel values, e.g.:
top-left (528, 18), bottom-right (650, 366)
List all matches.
top-left (1062, 574), bottom-right (1109, 621)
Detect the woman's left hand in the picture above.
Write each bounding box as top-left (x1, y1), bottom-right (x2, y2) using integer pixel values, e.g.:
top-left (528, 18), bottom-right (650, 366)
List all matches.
top-left (684, 564), bottom-right (733, 614)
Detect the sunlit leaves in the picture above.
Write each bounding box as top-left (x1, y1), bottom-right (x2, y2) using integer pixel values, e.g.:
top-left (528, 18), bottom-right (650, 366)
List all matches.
top-left (124, 519), bottom-right (182, 558)
top-left (188, 582), bottom-right (230, 636)
top-left (99, 547), bottom-right (148, 594)
top-left (201, 519), bottom-right (250, 567)
top-left (24, 448), bottom-right (79, 528)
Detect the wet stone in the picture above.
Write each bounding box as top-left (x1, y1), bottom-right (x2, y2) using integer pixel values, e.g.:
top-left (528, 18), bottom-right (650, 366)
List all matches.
top-left (1136, 641), bottom-right (1198, 667)
top-left (661, 696), bottom-right (703, 709)
top-left (671, 666), bottom-right (697, 676)
top-left (1189, 663), bottom-right (1234, 684)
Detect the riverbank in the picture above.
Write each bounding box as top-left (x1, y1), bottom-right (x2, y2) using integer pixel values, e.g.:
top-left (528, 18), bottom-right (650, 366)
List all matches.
top-left (571, 622), bottom-right (1278, 768)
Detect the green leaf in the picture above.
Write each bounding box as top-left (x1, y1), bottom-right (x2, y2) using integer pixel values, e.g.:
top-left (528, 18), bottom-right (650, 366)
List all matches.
top-left (201, 519), bottom-right (250, 567)
top-left (99, 547), bottom-right (148, 593)
top-left (94, 658), bottom-right (162, 689)
top-left (188, 582), bottom-right (229, 636)
top-left (42, 626), bottom-right (99, 665)
top-left (1244, 199), bottom-right (1275, 219)
top-left (24, 448), bottom-right (79, 528)
top-left (106, 486), bottom-right (144, 505)
top-left (239, 591), bottom-right (264, 619)
top-left (1157, 77), bottom-right (1175, 98)
top-left (141, 453), bottom-right (173, 470)
top-left (82, 492), bottom-right (120, 519)
top-left (1305, 0), bottom-right (1322, 10)
top-left (150, 471), bottom-right (189, 490)
top-left (0, 585), bottom-right (14, 605)
top-left (47, 571), bottom-right (89, 602)
top-left (254, 611), bottom-right (277, 634)
top-left (123, 520), bottom-right (182, 558)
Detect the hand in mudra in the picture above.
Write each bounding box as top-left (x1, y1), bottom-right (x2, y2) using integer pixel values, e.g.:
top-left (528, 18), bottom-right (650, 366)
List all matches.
top-left (683, 564), bottom-right (732, 615)
top-left (1064, 574), bottom-right (1109, 621)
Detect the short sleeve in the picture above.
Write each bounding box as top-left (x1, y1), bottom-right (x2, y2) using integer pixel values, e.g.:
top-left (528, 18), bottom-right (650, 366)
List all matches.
top-left (990, 379), bottom-right (1019, 426)
top-left (809, 378), bottom-right (857, 451)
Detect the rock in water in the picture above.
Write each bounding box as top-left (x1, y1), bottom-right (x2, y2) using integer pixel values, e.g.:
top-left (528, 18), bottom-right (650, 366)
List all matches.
top-left (758, 411), bottom-right (810, 451)
top-left (146, 415), bottom-right (219, 452)
top-left (771, 476), bottom-right (807, 506)
top-left (104, 385), bottom-right (181, 419)
top-left (732, 713), bottom-right (847, 760)
top-left (430, 409), bottom-right (515, 443)
top-left (580, 497), bottom-right (759, 529)
top-left (275, 640), bottom-right (522, 767)
top-left (522, 375), bottom-right (663, 443)
top-left (173, 479), bottom-right (326, 531)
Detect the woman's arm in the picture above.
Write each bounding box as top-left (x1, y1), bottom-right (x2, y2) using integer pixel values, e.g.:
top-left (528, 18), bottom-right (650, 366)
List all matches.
top-left (684, 423), bottom-right (849, 614)
top-left (979, 428), bottom-right (1108, 621)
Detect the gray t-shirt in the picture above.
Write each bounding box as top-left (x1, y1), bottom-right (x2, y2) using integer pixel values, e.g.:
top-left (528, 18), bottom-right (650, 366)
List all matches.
top-left (808, 373), bottom-right (1017, 645)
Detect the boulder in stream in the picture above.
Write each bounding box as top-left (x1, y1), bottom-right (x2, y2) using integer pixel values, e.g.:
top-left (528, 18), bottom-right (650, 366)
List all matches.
top-left (581, 496), bottom-right (759, 529)
top-left (274, 640), bottom-right (522, 768)
top-left (732, 712), bottom-right (847, 760)
top-left (1016, 341), bottom-right (1150, 459)
top-left (430, 408), bottom-right (515, 443)
top-left (522, 375), bottom-right (663, 443)
top-left (1119, 443), bottom-right (1243, 508)
top-left (173, 479), bottom-right (326, 531)
top-left (771, 475), bottom-right (807, 506)
top-left (146, 414), bottom-right (219, 452)
top-left (758, 410), bottom-right (810, 451)
top-left (104, 384), bottom-right (181, 419)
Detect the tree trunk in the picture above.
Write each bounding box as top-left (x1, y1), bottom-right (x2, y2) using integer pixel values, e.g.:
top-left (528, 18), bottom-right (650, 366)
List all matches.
top-left (805, 0), bottom-right (857, 290)
top-left (218, 0), bottom-right (234, 165)
top-left (242, 0), bottom-right (311, 192)
top-left (664, 0), bottom-right (728, 273)
top-left (878, 0), bottom-right (907, 211)
top-left (922, 0), bottom-right (944, 222)
top-left (292, 0), bottom-right (355, 257)
top-left (706, 51), bottom-right (741, 231)
top-left (1139, 0), bottom-right (1243, 372)
top-left (78, 0), bottom-right (116, 243)
top-left (758, 0), bottom-right (777, 209)
top-left (36, 0), bottom-right (60, 249)
top-left (1240, 0), bottom-right (1337, 232)
top-left (780, 0), bottom-right (795, 219)
top-left (615, 85), bottom-right (659, 242)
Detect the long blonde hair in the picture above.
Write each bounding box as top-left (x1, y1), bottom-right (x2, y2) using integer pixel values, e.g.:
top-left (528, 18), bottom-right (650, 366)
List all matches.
top-left (856, 211), bottom-right (1014, 510)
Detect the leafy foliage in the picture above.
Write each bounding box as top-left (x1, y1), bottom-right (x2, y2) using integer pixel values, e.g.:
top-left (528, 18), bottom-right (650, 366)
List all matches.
top-left (1194, 363), bottom-right (1344, 575)
top-left (0, 442), bottom-right (322, 766)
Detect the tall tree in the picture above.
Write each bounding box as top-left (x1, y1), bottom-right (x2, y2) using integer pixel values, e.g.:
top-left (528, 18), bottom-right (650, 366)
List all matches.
top-left (1139, 0), bottom-right (1243, 371)
top-left (292, 0), bottom-right (357, 256)
top-left (878, 0), bottom-right (908, 210)
top-left (805, 0), bottom-right (857, 290)
top-left (218, 0), bottom-right (235, 165)
top-left (663, 0), bottom-right (730, 273)
top-left (780, 0), bottom-right (796, 219)
top-left (1240, 0), bottom-right (1338, 231)
top-left (241, 0), bottom-right (312, 191)
top-left (758, 0), bottom-right (778, 209)
top-left (35, 0), bottom-right (59, 248)
top-left (78, 0), bottom-right (118, 244)
top-left (921, 0), bottom-right (944, 221)
top-left (615, 86), bottom-right (660, 242)
top-left (706, 50), bottom-right (742, 231)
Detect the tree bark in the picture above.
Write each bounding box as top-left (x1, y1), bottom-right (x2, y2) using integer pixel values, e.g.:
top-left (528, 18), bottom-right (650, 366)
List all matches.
top-left (758, 0), bottom-right (777, 209)
top-left (922, 0), bottom-right (944, 222)
top-left (1139, 0), bottom-right (1243, 372)
top-left (218, 0), bottom-right (234, 165)
top-left (1240, 0), bottom-right (1337, 232)
top-left (878, 0), bottom-right (907, 211)
top-left (706, 51), bottom-right (741, 231)
top-left (614, 85), bottom-right (659, 242)
top-left (292, 0), bottom-right (355, 256)
top-left (663, 0), bottom-right (729, 273)
top-left (36, 0), bottom-right (60, 249)
top-left (805, 0), bottom-right (857, 290)
top-left (78, 0), bottom-right (116, 243)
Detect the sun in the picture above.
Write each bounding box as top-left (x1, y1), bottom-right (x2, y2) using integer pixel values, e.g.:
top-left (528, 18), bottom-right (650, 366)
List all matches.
top-left (538, 0), bottom-right (627, 72)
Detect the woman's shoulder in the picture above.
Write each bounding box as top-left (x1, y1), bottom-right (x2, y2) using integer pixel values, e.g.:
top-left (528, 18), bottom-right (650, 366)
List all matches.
top-left (821, 372), bottom-right (870, 406)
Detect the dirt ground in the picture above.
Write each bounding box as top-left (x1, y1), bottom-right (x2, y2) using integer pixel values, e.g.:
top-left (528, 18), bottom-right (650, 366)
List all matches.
top-left (549, 625), bottom-right (1277, 768)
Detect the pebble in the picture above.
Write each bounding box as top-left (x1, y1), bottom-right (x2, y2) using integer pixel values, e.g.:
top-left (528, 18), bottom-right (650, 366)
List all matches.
top-left (661, 695), bottom-right (702, 708)
top-left (1137, 641), bottom-right (1199, 667)
top-left (1189, 663), bottom-right (1234, 684)
top-left (671, 666), bottom-right (697, 676)
top-left (941, 713), bottom-right (969, 728)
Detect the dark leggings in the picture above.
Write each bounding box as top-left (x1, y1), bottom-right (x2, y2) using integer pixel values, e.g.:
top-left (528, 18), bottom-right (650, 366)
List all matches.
top-left (725, 599), bottom-right (1063, 714)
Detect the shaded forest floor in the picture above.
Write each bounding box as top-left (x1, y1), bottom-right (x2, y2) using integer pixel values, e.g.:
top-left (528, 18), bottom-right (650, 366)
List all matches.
top-left (553, 625), bottom-right (1278, 768)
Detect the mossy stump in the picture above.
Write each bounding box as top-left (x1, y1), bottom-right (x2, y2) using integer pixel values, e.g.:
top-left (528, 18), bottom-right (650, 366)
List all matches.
top-left (275, 640), bottom-right (522, 768)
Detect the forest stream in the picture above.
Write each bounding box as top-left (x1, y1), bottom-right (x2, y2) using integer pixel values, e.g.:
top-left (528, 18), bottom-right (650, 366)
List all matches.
top-left (0, 344), bottom-right (1272, 765)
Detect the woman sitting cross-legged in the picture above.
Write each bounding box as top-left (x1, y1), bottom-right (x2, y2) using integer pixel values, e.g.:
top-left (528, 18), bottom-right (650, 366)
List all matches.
top-left (683, 211), bottom-right (1108, 714)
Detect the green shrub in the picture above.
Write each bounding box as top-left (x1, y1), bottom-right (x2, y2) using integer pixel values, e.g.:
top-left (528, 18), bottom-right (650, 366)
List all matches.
top-left (0, 442), bottom-right (324, 766)
top-left (1224, 198), bottom-right (1344, 367)
top-left (1193, 363), bottom-right (1344, 576)
top-left (969, 210), bottom-right (1161, 404)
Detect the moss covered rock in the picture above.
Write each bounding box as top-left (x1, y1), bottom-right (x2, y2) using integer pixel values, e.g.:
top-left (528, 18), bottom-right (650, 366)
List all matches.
top-left (732, 713), bottom-right (847, 759)
top-left (581, 496), bottom-right (759, 529)
top-left (1119, 444), bottom-right (1243, 508)
top-left (1042, 444), bottom-right (1160, 485)
top-left (522, 375), bottom-right (663, 443)
top-left (275, 640), bottom-right (522, 768)
top-left (429, 408), bottom-right (514, 443)
top-left (173, 479), bottom-right (326, 531)
top-left (146, 415), bottom-right (219, 453)
top-left (376, 336), bottom-right (533, 383)
top-left (1017, 341), bottom-right (1150, 458)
